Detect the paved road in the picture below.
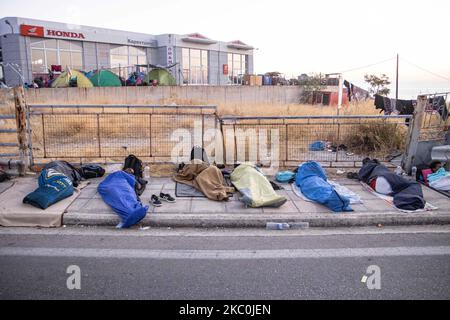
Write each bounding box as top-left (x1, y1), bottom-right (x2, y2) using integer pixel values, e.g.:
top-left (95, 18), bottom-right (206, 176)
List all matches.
top-left (0, 226), bottom-right (449, 299)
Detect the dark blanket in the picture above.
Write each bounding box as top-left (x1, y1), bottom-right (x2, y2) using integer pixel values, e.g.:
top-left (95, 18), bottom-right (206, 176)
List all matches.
top-left (359, 159), bottom-right (425, 211)
top-left (43, 161), bottom-right (82, 187)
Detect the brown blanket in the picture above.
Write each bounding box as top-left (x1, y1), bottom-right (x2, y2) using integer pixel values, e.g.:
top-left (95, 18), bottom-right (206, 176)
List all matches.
top-left (174, 162), bottom-right (234, 201)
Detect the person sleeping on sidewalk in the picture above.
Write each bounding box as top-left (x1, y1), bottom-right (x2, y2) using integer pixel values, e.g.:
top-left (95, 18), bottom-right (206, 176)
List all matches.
top-left (427, 161), bottom-right (450, 191)
top-left (359, 158), bottom-right (425, 211)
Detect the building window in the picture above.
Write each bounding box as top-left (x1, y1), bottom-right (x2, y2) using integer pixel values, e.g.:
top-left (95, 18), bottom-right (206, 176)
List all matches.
top-left (182, 48), bottom-right (208, 85)
top-left (110, 45), bottom-right (147, 79)
top-left (30, 38), bottom-right (83, 75)
top-left (227, 53), bottom-right (247, 84)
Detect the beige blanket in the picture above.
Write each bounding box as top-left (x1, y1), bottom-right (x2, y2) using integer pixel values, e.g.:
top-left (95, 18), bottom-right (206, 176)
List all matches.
top-left (0, 177), bottom-right (88, 227)
top-left (174, 162), bottom-right (234, 201)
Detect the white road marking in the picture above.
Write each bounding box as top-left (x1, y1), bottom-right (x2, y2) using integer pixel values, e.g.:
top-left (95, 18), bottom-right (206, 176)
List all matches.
top-left (1, 246), bottom-right (450, 260)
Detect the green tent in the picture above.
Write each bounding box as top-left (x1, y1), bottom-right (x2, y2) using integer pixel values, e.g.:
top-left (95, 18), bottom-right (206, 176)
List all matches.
top-left (51, 69), bottom-right (93, 88)
top-left (90, 69), bottom-right (122, 87)
top-left (144, 69), bottom-right (176, 86)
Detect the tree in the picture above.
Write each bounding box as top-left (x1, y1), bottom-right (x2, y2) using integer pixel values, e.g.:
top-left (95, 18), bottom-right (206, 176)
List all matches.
top-left (299, 73), bottom-right (326, 103)
top-left (364, 74), bottom-right (391, 96)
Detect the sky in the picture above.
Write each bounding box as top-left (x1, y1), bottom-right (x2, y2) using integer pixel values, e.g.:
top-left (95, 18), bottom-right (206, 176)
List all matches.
top-left (1, 0), bottom-right (450, 98)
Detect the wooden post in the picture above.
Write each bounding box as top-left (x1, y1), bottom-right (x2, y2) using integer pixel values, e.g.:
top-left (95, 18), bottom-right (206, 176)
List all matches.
top-left (402, 95), bottom-right (426, 173)
top-left (13, 86), bottom-right (29, 176)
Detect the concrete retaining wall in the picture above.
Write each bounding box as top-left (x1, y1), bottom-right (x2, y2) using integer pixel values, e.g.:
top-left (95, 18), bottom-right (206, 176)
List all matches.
top-left (24, 86), bottom-right (303, 106)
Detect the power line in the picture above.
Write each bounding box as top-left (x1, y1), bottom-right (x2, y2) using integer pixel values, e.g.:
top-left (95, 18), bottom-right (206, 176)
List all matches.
top-left (338, 57), bottom-right (396, 74)
top-left (400, 57), bottom-right (450, 83)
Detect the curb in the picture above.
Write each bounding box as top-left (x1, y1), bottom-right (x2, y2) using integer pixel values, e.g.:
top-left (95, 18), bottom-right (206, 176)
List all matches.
top-left (63, 212), bottom-right (450, 228)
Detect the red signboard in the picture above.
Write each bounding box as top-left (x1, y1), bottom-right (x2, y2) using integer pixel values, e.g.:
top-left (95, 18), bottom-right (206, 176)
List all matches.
top-left (51, 65), bottom-right (62, 72)
top-left (223, 64), bottom-right (228, 75)
top-left (20, 24), bottom-right (44, 37)
top-left (20, 24), bottom-right (85, 40)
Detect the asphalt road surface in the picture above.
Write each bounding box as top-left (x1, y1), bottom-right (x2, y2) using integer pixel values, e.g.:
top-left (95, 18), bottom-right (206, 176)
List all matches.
top-left (1, 225), bottom-right (449, 300)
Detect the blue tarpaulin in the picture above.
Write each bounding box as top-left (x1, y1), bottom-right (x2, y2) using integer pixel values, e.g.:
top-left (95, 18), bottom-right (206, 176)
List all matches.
top-left (98, 171), bottom-right (149, 228)
top-left (295, 161), bottom-right (353, 212)
top-left (309, 141), bottom-right (326, 151)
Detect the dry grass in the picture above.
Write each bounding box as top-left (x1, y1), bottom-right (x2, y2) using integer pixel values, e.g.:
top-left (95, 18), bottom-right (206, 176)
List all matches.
top-left (1, 88), bottom-right (410, 174)
top-left (342, 123), bottom-right (408, 155)
top-left (217, 100), bottom-right (379, 117)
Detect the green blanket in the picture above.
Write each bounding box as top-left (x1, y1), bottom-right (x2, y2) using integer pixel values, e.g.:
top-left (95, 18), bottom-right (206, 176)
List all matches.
top-left (231, 163), bottom-right (287, 208)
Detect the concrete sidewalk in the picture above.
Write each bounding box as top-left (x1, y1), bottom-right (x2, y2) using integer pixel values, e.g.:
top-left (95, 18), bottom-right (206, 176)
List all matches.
top-left (62, 177), bottom-right (450, 228)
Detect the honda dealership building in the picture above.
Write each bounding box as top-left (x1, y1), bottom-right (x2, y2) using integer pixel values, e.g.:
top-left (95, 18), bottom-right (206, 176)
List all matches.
top-left (0, 17), bottom-right (254, 86)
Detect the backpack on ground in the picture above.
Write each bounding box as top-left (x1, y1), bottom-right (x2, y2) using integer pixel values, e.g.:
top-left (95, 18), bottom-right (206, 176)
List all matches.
top-left (81, 164), bottom-right (105, 179)
top-left (0, 169), bottom-right (11, 183)
top-left (123, 155), bottom-right (147, 196)
top-left (43, 161), bottom-right (82, 187)
top-left (190, 145), bottom-right (209, 164)
top-left (123, 155), bottom-right (144, 178)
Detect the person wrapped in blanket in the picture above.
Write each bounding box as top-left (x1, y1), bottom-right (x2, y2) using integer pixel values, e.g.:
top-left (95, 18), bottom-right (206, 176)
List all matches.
top-left (359, 158), bottom-right (425, 211)
top-left (425, 161), bottom-right (450, 191)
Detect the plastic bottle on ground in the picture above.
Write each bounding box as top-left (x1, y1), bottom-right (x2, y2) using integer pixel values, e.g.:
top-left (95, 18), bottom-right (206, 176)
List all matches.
top-left (411, 166), bottom-right (417, 178)
top-left (266, 222), bottom-right (290, 230)
top-left (144, 166), bottom-right (150, 179)
top-left (289, 222), bottom-right (310, 229)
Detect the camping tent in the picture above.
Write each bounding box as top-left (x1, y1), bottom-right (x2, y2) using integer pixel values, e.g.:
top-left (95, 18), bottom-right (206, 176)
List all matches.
top-left (90, 69), bottom-right (122, 87)
top-left (144, 69), bottom-right (176, 86)
top-left (51, 69), bottom-right (93, 88)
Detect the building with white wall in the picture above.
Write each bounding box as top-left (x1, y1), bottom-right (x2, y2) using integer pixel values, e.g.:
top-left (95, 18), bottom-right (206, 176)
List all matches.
top-left (0, 17), bottom-right (254, 86)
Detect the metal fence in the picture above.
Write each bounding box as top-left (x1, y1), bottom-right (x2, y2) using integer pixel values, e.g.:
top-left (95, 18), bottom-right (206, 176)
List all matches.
top-left (20, 104), bottom-right (414, 168)
top-left (419, 92), bottom-right (449, 141)
top-left (0, 114), bottom-right (19, 158)
top-left (220, 115), bottom-right (412, 166)
top-left (27, 104), bottom-right (218, 165)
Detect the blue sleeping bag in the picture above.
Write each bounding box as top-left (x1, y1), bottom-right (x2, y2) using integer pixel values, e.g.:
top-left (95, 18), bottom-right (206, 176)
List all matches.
top-left (295, 161), bottom-right (353, 212)
top-left (23, 169), bottom-right (74, 209)
top-left (98, 171), bottom-right (149, 228)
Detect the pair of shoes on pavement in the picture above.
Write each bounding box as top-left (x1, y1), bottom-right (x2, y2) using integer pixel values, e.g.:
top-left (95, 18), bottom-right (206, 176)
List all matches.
top-left (151, 193), bottom-right (176, 207)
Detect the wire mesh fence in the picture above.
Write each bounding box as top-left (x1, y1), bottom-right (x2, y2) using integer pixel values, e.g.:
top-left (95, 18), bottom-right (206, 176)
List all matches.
top-left (420, 92), bottom-right (449, 141)
top-left (26, 104), bottom-right (412, 167)
top-left (0, 89), bottom-right (20, 159)
top-left (28, 105), bottom-right (218, 164)
top-left (221, 115), bottom-right (411, 166)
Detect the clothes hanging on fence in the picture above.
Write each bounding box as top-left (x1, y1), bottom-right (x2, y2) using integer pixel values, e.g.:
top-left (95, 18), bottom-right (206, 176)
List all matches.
top-left (428, 96), bottom-right (448, 121)
top-left (396, 99), bottom-right (415, 115)
top-left (374, 94), bottom-right (416, 124)
top-left (344, 80), bottom-right (352, 101)
top-left (398, 99), bottom-right (415, 125)
top-left (374, 94), bottom-right (385, 112)
top-left (383, 97), bottom-right (394, 114)
top-left (389, 99), bottom-right (398, 113)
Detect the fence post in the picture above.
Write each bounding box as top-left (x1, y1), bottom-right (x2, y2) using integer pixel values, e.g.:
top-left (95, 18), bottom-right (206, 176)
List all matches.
top-left (402, 95), bottom-right (426, 173)
top-left (13, 86), bottom-right (29, 176)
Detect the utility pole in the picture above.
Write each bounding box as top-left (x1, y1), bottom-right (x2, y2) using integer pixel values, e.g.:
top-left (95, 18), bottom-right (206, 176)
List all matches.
top-left (395, 53), bottom-right (399, 101)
